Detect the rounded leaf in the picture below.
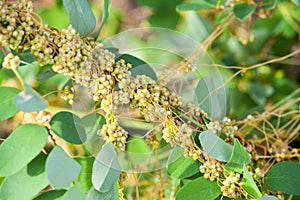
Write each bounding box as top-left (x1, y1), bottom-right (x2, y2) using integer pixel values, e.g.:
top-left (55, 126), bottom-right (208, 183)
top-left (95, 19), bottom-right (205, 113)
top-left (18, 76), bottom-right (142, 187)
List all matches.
top-left (34, 190), bottom-right (66, 200)
top-left (50, 111), bottom-right (86, 144)
top-left (0, 124), bottom-right (48, 176)
top-left (46, 146), bottom-right (81, 189)
top-left (0, 87), bottom-right (20, 120)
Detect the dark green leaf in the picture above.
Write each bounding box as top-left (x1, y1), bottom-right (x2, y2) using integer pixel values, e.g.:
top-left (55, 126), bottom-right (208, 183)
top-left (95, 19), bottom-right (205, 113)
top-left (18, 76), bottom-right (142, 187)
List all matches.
top-left (176, 177), bottom-right (221, 200)
top-left (265, 161), bottom-right (300, 195)
top-left (199, 130), bottom-right (233, 162)
top-left (36, 65), bottom-right (57, 83)
top-left (242, 166), bottom-right (262, 198)
top-left (233, 4), bottom-right (256, 20)
top-left (14, 84), bottom-right (48, 112)
top-left (63, 0), bottom-right (96, 36)
top-left (224, 139), bottom-right (251, 173)
top-left (167, 146), bottom-right (200, 179)
top-left (11, 49), bottom-right (35, 64)
top-left (34, 190), bottom-right (67, 200)
top-left (94, 0), bottom-right (110, 40)
top-left (46, 146), bottom-right (81, 189)
top-left (0, 87), bottom-right (20, 120)
top-left (87, 183), bottom-right (118, 200)
top-left (92, 143), bottom-right (121, 192)
top-left (148, 11), bottom-right (180, 29)
top-left (75, 157), bottom-right (95, 193)
top-left (0, 124), bottom-right (48, 176)
top-left (116, 54), bottom-right (157, 81)
top-left (0, 50), bottom-right (4, 69)
top-left (0, 154), bottom-right (49, 200)
top-left (50, 111), bottom-right (87, 144)
top-left (62, 184), bottom-right (85, 200)
top-left (177, 2), bottom-right (215, 11)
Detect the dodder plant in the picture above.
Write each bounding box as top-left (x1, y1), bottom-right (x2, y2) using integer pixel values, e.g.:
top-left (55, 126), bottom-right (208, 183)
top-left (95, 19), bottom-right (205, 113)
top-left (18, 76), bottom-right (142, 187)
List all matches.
top-left (0, 0), bottom-right (299, 199)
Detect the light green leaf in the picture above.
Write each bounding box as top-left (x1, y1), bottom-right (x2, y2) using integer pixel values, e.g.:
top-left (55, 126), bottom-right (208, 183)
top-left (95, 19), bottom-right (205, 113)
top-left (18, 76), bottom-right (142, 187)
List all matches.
top-left (94, 0), bottom-right (110, 40)
top-left (265, 161), bottom-right (300, 195)
top-left (177, 2), bottom-right (215, 11)
top-left (0, 124), bottom-right (48, 176)
top-left (242, 166), bottom-right (262, 198)
top-left (92, 143), bottom-right (121, 192)
top-left (292, 0), bottom-right (300, 6)
top-left (233, 4), bottom-right (256, 20)
top-left (14, 84), bottom-right (48, 112)
top-left (62, 184), bottom-right (85, 200)
top-left (63, 0), bottom-right (96, 36)
top-left (224, 139), bottom-right (251, 173)
top-left (258, 196), bottom-right (278, 200)
top-left (50, 111), bottom-right (87, 144)
top-left (263, 0), bottom-right (278, 9)
top-left (0, 154), bottom-right (49, 200)
top-left (75, 157), bottom-right (95, 193)
top-left (167, 146), bottom-right (200, 179)
top-left (46, 146), bottom-right (81, 189)
top-left (176, 177), bottom-right (221, 200)
top-left (248, 82), bottom-right (274, 105)
top-left (116, 54), bottom-right (157, 81)
top-left (199, 130), bottom-right (233, 162)
top-left (87, 183), bottom-right (118, 200)
top-left (0, 87), bottom-right (20, 120)
top-left (34, 190), bottom-right (67, 200)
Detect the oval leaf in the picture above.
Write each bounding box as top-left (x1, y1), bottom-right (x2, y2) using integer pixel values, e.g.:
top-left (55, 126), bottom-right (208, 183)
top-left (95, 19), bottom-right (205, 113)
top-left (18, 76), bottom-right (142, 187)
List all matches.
top-left (233, 4), bottom-right (256, 20)
top-left (46, 146), bottom-right (81, 189)
top-left (92, 143), bottom-right (121, 192)
top-left (34, 190), bottom-right (67, 200)
top-left (242, 166), bottom-right (262, 198)
top-left (63, 0), bottom-right (96, 36)
top-left (50, 111), bottom-right (87, 144)
top-left (224, 139), bottom-right (251, 173)
top-left (14, 84), bottom-right (48, 112)
top-left (62, 184), bottom-right (85, 200)
top-left (0, 124), bottom-right (48, 176)
top-left (87, 183), bottom-right (118, 200)
top-left (0, 87), bottom-right (20, 120)
top-left (199, 130), bottom-right (233, 162)
top-left (176, 177), bottom-right (221, 200)
top-left (0, 154), bottom-right (49, 200)
top-left (265, 161), bottom-right (300, 195)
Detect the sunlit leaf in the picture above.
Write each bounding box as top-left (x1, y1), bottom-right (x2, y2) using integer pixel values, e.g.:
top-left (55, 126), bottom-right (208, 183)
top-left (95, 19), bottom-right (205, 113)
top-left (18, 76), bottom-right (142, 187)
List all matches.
top-left (46, 146), bottom-right (81, 189)
top-left (63, 0), bottom-right (96, 36)
top-left (75, 157), bottom-right (95, 193)
top-left (242, 166), bottom-right (262, 198)
top-left (0, 87), bottom-right (20, 120)
top-left (92, 143), bottom-right (121, 192)
top-left (176, 177), bottom-right (221, 200)
top-left (0, 154), bottom-right (49, 200)
top-left (0, 124), bottom-right (48, 176)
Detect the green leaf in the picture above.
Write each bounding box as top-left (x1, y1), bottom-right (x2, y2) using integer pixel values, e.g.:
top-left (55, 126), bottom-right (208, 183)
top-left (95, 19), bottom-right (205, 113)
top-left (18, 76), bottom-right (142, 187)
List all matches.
top-left (34, 190), bottom-right (67, 200)
top-left (39, 6), bottom-right (70, 29)
top-left (0, 124), bottom-right (48, 176)
top-left (46, 146), bottom-right (81, 189)
top-left (75, 157), bottom-right (95, 193)
top-left (0, 154), bottom-right (49, 200)
top-left (62, 184), bottom-right (85, 200)
top-left (224, 139), bottom-right (251, 173)
top-left (92, 143), bottom-right (121, 192)
top-left (176, 177), bottom-right (221, 200)
top-left (258, 196), bottom-right (278, 200)
top-left (127, 136), bottom-right (150, 154)
top-left (265, 161), bottom-right (300, 195)
top-left (199, 130), bottom-right (233, 162)
top-left (14, 84), bottom-right (48, 112)
top-left (167, 146), bottom-right (200, 179)
top-left (262, 0), bottom-right (278, 10)
top-left (11, 49), bottom-right (35, 64)
top-left (177, 2), bottom-right (215, 11)
top-left (248, 82), bottom-right (274, 105)
top-left (233, 4), bottom-right (256, 20)
top-left (0, 87), bottom-right (20, 120)
top-left (0, 50), bottom-right (4, 69)
top-left (87, 183), bottom-right (118, 200)
top-left (63, 0), bottom-right (96, 36)
top-left (50, 111), bottom-right (87, 144)
top-left (36, 65), bottom-right (57, 83)
top-left (116, 54), bottom-right (157, 81)
top-left (291, 0), bottom-right (300, 6)
top-left (94, 0), bottom-right (110, 40)
top-left (242, 166), bottom-right (262, 198)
